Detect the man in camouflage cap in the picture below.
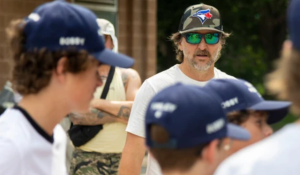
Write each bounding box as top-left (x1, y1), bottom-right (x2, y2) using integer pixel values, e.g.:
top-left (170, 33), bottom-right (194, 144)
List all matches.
top-left (119, 3), bottom-right (235, 175)
top-left (179, 4), bottom-right (224, 33)
top-left (174, 3), bottom-right (229, 71)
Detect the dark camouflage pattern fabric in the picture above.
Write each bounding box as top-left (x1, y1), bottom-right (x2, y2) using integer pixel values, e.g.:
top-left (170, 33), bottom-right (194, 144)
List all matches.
top-left (178, 3), bottom-right (224, 33)
top-left (70, 148), bottom-right (121, 175)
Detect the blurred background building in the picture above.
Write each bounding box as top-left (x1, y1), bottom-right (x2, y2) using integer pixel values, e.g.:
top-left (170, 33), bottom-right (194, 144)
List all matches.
top-left (0, 0), bottom-right (157, 88)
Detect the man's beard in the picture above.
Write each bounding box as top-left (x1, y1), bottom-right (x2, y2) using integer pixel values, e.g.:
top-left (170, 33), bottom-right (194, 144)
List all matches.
top-left (186, 47), bottom-right (222, 71)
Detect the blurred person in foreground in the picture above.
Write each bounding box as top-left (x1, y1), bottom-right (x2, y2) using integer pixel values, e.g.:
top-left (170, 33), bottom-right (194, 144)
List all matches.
top-left (214, 0), bottom-right (300, 174)
top-left (0, 1), bottom-right (134, 174)
top-left (204, 78), bottom-right (290, 158)
top-left (145, 83), bottom-right (250, 175)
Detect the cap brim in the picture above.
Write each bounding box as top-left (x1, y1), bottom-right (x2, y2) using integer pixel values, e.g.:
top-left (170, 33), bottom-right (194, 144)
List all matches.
top-left (226, 123), bottom-right (250, 141)
top-left (248, 101), bottom-right (291, 124)
top-left (91, 49), bottom-right (134, 68)
top-left (179, 27), bottom-right (224, 34)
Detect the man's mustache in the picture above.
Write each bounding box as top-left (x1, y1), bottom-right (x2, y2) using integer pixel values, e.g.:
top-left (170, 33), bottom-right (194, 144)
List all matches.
top-left (193, 49), bottom-right (211, 57)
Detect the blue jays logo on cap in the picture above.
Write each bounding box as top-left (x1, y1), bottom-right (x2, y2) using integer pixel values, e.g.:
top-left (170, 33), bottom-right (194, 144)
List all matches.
top-left (192, 9), bottom-right (213, 24)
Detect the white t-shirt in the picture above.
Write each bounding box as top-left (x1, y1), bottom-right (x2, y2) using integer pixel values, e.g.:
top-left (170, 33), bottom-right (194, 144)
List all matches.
top-left (126, 64), bottom-right (235, 175)
top-left (214, 124), bottom-right (300, 175)
top-left (0, 106), bottom-right (68, 175)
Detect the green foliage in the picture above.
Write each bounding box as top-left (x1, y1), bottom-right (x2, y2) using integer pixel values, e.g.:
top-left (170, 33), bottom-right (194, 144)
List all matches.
top-left (157, 0), bottom-right (296, 129)
top-left (272, 113), bottom-right (298, 131)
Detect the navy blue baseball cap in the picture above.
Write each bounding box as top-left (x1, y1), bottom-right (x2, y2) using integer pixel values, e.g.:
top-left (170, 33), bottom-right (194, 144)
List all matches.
top-left (23, 0), bottom-right (134, 68)
top-left (145, 83), bottom-right (250, 149)
top-left (203, 79), bottom-right (291, 124)
top-left (288, 0), bottom-right (300, 50)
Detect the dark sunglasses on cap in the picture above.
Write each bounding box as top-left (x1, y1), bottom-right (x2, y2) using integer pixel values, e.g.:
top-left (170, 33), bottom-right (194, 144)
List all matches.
top-left (182, 33), bottom-right (220, 45)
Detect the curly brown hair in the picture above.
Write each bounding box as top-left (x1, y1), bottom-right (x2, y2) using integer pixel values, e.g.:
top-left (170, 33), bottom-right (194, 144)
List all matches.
top-left (6, 19), bottom-right (97, 95)
top-left (170, 32), bottom-right (231, 63)
top-left (227, 110), bottom-right (250, 125)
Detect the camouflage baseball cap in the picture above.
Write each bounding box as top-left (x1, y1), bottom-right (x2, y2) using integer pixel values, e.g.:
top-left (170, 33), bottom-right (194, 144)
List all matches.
top-left (178, 3), bottom-right (224, 34)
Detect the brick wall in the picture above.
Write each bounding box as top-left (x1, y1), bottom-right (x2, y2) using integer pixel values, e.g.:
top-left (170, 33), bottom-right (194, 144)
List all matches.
top-left (0, 0), bottom-right (51, 88)
top-left (118, 0), bottom-right (157, 80)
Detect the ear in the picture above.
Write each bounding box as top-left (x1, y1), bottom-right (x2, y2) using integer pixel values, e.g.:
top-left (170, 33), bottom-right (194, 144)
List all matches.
top-left (283, 40), bottom-right (292, 52)
top-left (218, 42), bottom-right (223, 50)
top-left (201, 139), bottom-right (219, 164)
top-left (222, 138), bottom-right (232, 151)
top-left (178, 38), bottom-right (183, 51)
top-left (54, 57), bottom-right (68, 83)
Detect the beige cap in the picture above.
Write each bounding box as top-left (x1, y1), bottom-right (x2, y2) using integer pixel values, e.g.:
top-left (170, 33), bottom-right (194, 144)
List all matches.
top-left (96, 18), bottom-right (118, 52)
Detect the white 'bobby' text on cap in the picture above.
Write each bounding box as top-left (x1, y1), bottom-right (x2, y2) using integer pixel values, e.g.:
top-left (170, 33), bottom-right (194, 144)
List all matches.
top-left (59, 37), bottom-right (85, 46)
top-left (222, 97), bottom-right (238, 109)
top-left (206, 118), bottom-right (225, 134)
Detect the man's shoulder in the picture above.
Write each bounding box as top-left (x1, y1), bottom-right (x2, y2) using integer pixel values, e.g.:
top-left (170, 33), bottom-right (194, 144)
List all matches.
top-left (119, 68), bottom-right (141, 86)
top-left (120, 68), bottom-right (139, 78)
top-left (145, 65), bottom-right (178, 88)
top-left (214, 67), bottom-right (236, 79)
top-left (0, 108), bottom-right (26, 133)
top-left (0, 110), bottom-right (25, 160)
top-left (0, 109), bottom-right (33, 148)
top-left (130, 66), bottom-right (177, 102)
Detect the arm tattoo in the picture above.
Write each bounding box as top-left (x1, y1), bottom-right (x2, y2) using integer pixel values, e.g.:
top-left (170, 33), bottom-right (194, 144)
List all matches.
top-left (121, 69), bottom-right (139, 88)
top-left (121, 70), bottom-right (129, 88)
top-left (131, 72), bottom-right (138, 79)
top-left (97, 111), bottom-right (105, 119)
top-left (69, 109), bottom-right (115, 125)
top-left (91, 108), bottom-right (105, 119)
top-left (117, 106), bottom-right (131, 119)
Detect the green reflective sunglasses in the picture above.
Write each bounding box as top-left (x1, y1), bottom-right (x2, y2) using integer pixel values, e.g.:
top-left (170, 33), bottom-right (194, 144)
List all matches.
top-left (183, 33), bottom-right (220, 45)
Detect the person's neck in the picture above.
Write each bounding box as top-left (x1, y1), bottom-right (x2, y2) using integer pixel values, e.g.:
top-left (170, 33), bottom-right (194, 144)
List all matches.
top-left (178, 62), bottom-right (215, 82)
top-left (18, 89), bottom-right (69, 135)
top-left (162, 162), bottom-right (210, 175)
